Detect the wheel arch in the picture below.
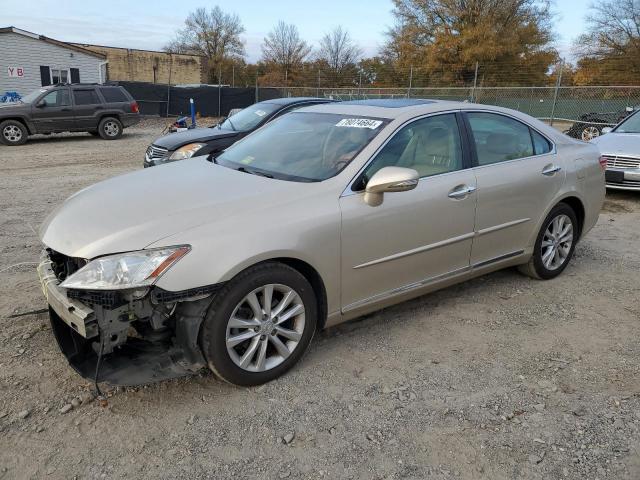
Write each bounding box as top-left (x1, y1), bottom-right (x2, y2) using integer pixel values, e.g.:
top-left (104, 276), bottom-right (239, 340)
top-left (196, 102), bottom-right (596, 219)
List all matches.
top-left (1, 116), bottom-right (34, 134)
top-left (219, 256), bottom-right (329, 331)
top-left (558, 195), bottom-right (585, 238)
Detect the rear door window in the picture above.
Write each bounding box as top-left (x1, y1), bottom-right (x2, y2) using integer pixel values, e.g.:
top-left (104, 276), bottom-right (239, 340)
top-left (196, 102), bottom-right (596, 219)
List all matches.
top-left (467, 112), bottom-right (534, 165)
top-left (73, 89), bottom-right (101, 105)
top-left (99, 87), bottom-right (128, 103)
top-left (531, 129), bottom-right (552, 155)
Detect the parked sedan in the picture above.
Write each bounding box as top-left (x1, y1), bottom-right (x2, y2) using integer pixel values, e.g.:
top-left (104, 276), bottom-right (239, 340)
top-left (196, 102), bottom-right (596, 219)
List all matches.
top-left (144, 97), bottom-right (333, 167)
top-left (591, 109), bottom-right (640, 191)
top-left (39, 99), bottom-right (604, 387)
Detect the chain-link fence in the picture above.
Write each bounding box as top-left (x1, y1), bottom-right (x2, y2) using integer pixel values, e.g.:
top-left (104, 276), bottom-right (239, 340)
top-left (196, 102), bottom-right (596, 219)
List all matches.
top-left (257, 85), bottom-right (640, 140)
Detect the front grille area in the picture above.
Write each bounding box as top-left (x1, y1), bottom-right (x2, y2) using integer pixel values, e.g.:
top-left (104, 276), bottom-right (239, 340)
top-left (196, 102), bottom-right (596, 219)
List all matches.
top-left (47, 249), bottom-right (87, 283)
top-left (145, 144), bottom-right (169, 162)
top-left (604, 154), bottom-right (640, 170)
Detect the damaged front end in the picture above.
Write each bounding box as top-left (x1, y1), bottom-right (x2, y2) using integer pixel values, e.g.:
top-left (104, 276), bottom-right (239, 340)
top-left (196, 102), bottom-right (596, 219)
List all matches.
top-left (38, 249), bottom-right (218, 386)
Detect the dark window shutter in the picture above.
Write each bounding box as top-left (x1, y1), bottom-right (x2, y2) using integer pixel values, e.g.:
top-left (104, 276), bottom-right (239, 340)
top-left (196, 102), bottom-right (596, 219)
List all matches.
top-left (70, 68), bottom-right (80, 84)
top-left (40, 66), bottom-right (51, 86)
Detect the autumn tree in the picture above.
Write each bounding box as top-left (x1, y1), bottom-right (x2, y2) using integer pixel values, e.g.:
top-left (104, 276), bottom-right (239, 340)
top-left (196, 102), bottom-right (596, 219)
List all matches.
top-left (165, 6), bottom-right (245, 83)
top-left (317, 26), bottom-right (363, 85)
top-left (573, 0), bottom-right (640, 85)
top-left (382, 0), bottom-right (557, 86)
top-left (261, 21), bottom-right (311, 85)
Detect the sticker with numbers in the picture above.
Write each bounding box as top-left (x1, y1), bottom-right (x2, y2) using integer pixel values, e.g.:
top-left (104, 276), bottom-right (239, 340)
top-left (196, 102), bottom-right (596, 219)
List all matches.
top-left (335, 118), bottom-right (383, 129)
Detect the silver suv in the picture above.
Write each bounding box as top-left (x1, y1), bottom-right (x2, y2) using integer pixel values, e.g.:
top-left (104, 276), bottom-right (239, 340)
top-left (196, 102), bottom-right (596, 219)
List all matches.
top-left (38, 99), bottom-right (604, 387)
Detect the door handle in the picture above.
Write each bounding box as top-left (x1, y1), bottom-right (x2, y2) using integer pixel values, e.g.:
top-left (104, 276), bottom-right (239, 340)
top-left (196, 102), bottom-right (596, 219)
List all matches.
top-left (448, 185), bottom-right (476, 199)
top-left (542, 165), bottom-right (562, 176)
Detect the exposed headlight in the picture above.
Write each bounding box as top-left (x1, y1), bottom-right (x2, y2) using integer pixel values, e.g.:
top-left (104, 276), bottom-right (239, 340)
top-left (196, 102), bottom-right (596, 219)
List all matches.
top-left (60, 246), bottom-right (190, 290)
top-left (169, 143), bottom-right (206, 160)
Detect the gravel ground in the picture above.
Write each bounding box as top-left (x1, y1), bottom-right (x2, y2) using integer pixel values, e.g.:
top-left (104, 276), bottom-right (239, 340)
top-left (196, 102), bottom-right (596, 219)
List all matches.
top-left (0, 119), bottom-right (639, 480)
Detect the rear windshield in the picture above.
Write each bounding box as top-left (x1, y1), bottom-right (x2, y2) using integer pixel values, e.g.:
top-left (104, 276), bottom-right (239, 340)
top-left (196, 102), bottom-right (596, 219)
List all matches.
top-left (218, 103), bottom-right (280, 132)
top-left (215, 112), bottom-right (389, 182)
top-left (99, 87), bottom-right (128, 103)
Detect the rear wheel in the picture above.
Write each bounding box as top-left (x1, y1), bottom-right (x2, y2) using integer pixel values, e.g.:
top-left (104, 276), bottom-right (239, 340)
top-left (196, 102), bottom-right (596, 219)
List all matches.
top-left (519, 203), bottom-right (578, 280)
top-left (98, 117), bottom-right (123, 140)
top-left (0, 120), bottom-right (28, 146)
top-left (580, 124), bottom-right (601, 141)
top-left (200, 262), bottom-right (317, 386)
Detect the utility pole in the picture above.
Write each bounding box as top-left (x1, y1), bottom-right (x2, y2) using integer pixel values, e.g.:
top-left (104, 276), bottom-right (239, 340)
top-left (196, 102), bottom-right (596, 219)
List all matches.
top-left (407, 65), bottom-right (413, 97)
top-left (317, 69), bottom-right (320, 97)
top-left (232, 65), bottom-right (235, 88)
top-left (255, 71), bottom-right (259, 103)
top-left (358, 71), bottom-right (362, 97)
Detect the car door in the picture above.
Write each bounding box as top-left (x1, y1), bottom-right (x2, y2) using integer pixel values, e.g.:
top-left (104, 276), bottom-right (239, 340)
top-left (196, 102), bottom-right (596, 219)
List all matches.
top-left (71, 88), bottom-right (103, 130)
top-left (464, 111), bottom-right (563, 266)
top-left (340, 112), bottom-right (477, 314)
top-left (30, 87), bottom-right (74, 132)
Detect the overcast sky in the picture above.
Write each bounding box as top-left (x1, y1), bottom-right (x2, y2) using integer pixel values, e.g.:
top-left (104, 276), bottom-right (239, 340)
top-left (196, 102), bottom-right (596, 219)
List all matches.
top-left (2, 0), bottom-right (588, 62)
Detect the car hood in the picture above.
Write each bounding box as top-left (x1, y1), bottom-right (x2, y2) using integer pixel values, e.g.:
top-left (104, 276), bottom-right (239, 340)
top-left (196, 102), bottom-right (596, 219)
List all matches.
top-left (152, 126), bottom-right (239, 149)
top-left (40, 159), bottom-right (310, 259)
top-left (0, 102), bottom-right (29, 112)
top-left (591, 133), bottom-right (640, 156)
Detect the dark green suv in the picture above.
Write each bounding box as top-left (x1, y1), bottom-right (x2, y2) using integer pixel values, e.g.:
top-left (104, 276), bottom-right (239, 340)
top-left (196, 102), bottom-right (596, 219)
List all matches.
top-left (0, 84), bottom-right (140, 146)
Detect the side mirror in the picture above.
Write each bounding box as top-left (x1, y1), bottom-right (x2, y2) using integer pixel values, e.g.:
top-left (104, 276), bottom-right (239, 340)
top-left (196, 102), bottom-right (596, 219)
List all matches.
top-left (364, 166), bottom-right (419, 207)
top-left (601, 127), bottom-right (613, 134)
top-left (36, 100), bottom-right (46, 108)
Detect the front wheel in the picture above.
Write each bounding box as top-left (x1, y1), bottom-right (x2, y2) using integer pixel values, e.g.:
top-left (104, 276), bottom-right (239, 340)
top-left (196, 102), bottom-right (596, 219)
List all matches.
top-left (200, 262), bottom-right (317, 386)
top-left (0, 120), bottom-right (28, 146)
top-left (98, 117), bottom-right (123, 140)
top-left (519, 203), bottom-right (578, 280)
top-left (580, 124), bottom-right (601, 142)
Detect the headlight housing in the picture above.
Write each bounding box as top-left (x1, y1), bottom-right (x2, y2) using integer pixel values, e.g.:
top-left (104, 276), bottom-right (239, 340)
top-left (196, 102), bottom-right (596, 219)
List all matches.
top-left (60, 246), bottom-right (190, 290)
top-left (169, 143), bottom-right (206, 160)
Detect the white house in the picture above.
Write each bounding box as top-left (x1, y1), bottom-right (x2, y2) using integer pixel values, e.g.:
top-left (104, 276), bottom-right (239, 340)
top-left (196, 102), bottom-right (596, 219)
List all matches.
top-left (0, 26), bottom-right (108, 99)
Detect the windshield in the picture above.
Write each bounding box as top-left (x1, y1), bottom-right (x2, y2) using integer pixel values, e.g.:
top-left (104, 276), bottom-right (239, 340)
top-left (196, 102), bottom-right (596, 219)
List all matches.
top-left (218, 103), bottom-right (280, 131)
top-left (215, 112), bottom-right (388, 182)
top-left (20, 88), bottom-right (50, 104)
top-left (614, 111), bottom-right (640, 133)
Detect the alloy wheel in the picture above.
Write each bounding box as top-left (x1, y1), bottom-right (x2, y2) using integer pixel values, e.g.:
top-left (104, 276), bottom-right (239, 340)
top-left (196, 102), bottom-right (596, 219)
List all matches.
top-left (581, 126), bottom-right (600, 141)
top-left (541, 214), bottom-right (573, 271)
top-left (225, 284), bottom-right (305, 372)
top-left (3, 125), bottom-right (22, 142)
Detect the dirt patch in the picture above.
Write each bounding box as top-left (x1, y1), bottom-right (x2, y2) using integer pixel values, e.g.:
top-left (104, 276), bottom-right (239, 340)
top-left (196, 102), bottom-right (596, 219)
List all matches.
top-left (0, 120), bottom-right (639, 480)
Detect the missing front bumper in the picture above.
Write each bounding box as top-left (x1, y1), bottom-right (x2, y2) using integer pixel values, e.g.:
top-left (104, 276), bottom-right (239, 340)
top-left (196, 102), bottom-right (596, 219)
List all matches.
top-left (38, 252), bottom-right (211, 386)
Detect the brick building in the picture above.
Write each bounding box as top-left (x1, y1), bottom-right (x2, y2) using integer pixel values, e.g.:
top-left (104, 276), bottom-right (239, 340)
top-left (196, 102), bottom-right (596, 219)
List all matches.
top-left (71, 44), bottom-right (208, 85)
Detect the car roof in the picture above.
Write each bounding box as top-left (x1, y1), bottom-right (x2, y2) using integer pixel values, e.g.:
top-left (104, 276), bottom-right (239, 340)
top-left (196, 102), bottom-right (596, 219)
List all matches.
top-left (298, 98), bottom-right (467, 119)
top-left (260, 97), bottom-right (332, 106)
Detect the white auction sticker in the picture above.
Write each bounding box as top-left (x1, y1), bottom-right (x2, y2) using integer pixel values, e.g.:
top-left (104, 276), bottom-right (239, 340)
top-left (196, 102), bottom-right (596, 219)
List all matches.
top-left (254, 110), bottom-right (267, 116)
top-left (335, 118), bottom-right (383, 129)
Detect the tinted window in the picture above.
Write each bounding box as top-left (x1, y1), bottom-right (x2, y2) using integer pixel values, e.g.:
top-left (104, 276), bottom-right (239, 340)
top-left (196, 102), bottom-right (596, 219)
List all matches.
top-left (99, 87), bottom-right (128, 103)
top-left (216, 112), bottom-right (387, 182)
top-left (468, 112), bottom-right (534, 165)
top-left (355, 113), bottom-right (463, 190)
top-left (73, 89), bottom-right (101, 105)
top-left (41, 89), bottom-right (70, 107)
top-left (531, 129), bottom-right (552, 155)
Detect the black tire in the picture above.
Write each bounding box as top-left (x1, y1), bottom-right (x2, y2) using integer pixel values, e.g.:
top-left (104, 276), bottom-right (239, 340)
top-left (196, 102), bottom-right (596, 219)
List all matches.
top-left (0, 119), bottom-right (28, 146)
top-left (518, 203), bottom-right (578, 280)
top-left (200, 262), bottom-right (317, 386)
top-left (98, 117), bottom-right (123, 140)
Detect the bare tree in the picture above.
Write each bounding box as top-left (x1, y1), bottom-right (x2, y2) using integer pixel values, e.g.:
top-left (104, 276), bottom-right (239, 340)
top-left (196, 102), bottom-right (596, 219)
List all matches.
top-left (572, 0), bottom-right (640, 84)
top-left (317, 26), bottom-right (363, 75)
top-left (261, 21), bottom-right (311, 74)
top-left (575, 0), bottom-right (640, 58)
top-left (165, 6), bottom-right (245, 82)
